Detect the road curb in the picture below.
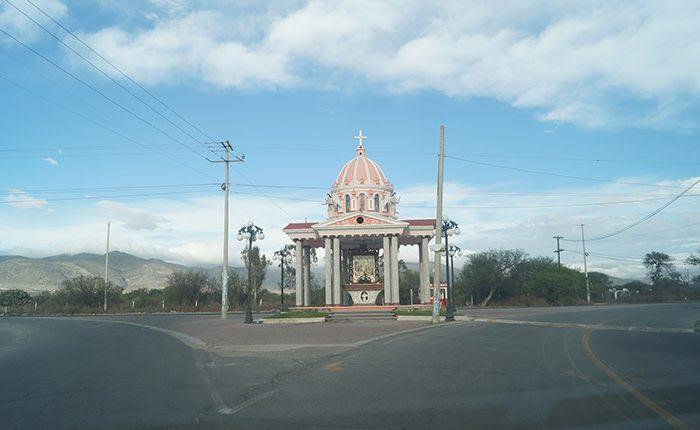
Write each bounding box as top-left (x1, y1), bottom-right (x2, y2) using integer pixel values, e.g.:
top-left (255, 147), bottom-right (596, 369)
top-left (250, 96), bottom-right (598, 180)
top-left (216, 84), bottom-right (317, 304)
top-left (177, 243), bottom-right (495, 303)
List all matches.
top-left (261, 317), bottom-right (327, 324)
top-left (395, 315), bottom-right (445, 321)
top-left (36, 316), bottom-right (208, 349)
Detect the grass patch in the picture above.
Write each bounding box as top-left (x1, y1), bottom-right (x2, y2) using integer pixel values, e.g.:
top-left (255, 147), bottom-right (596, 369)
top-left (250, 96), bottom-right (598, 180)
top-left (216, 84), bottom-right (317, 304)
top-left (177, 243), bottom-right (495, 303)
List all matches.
top-left (266, 310), bottom-right (329, 319)
top-left (394, 308), bottom-right (446, 316)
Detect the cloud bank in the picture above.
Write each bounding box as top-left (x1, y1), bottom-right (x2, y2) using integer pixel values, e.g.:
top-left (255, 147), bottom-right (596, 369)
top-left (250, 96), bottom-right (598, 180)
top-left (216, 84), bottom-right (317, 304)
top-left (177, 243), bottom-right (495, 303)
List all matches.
top-left (1, 177), bottom-right (698, 280)
top-left (64, 0), bottom-right (700, 128)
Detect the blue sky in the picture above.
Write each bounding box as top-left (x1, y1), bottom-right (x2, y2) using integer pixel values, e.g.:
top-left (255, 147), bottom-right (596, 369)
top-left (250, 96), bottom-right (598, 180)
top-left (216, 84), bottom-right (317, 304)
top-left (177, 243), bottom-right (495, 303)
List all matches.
top-left (1, 0), bottom-right (699, 279)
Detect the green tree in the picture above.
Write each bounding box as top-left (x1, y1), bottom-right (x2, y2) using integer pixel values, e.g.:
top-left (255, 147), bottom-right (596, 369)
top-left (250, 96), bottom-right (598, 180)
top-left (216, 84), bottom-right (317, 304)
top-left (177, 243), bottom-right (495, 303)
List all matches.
top-left (691, 275), bottom-right (700, 287)
top-left (620, 280), bottom-right (650, 294)
top-left (686, 250), bottom-right (700, 267)
top-left (398, 260), bottom-right (420, 304)
top-left (242, 246), bottom-right (271, 303)
top-left (0, 289), bottom-right (32, 308)
top-left (588, 272), bottom-right (613, 301)
top-left (223, 270), bottom-right (247, 307)
top-left (643, 251), bottom-right (675, 288)
top-left (163, 270), bottom-right (214, 306)
top-left (56, 276), bottom-right (121, 308)
top-left (523, 267), bottom-right (585, 304)
top-left (123, 288), bottom-right (164, 309)
top-left (459, 249), bottom-right (528, 307)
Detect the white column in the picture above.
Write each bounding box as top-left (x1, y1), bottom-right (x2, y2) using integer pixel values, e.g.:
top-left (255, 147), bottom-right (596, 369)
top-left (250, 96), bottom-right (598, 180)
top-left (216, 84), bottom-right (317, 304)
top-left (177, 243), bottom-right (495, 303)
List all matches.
top-left (420, 236), bottom-right (430, 303)
top-left (303, 246), bottom-right (311, 306)
top-left (390, 235), bottom-right (400, 304)
top-left (343, 249), bottom-right (350, 305)
top-left (295, 240), bottom-right (303, 306)
top-left (324, 238), bottom-right (332, 305)
top-left (382, 235), bottom-right (392, 304)
top-left (333, 238), bottom-right (341, 305)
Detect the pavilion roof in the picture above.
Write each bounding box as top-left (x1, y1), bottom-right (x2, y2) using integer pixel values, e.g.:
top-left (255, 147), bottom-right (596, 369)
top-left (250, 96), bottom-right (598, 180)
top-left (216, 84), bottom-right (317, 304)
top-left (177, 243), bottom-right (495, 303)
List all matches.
top-left (283, 218), bottom-right (436, 231)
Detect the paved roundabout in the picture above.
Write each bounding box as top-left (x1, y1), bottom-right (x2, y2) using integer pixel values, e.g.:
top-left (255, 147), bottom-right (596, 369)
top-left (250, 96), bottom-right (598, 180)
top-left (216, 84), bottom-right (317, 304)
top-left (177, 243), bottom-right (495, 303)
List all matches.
top-left (1, 302), bottom-right (698, 429)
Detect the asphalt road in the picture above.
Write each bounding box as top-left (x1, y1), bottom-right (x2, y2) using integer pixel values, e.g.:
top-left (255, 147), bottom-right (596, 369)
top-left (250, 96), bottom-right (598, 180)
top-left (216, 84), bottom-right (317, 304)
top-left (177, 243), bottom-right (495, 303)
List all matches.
top-left (1, 303), bottom-right (698, 429)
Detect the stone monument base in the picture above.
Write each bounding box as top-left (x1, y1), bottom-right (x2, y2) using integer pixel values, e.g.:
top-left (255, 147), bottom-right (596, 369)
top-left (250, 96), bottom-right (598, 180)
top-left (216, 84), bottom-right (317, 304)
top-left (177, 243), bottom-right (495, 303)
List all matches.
top-left (345, 283), bottom-right (384, 306)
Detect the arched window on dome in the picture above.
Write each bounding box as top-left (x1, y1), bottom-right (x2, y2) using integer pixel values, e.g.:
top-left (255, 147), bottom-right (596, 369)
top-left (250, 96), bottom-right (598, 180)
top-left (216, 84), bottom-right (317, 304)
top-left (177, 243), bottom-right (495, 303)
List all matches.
top-left (359, 193), bottom-right (366, 211)
top-left (345, 194), bottom-right (351, 212)
top-left (374, 194), bottom-right (380, 212)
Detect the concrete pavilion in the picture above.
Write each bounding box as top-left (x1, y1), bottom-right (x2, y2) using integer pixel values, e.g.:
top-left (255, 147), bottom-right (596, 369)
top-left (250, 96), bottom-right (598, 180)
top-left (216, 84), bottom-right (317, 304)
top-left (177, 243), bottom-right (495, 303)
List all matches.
top-left (283, 131), bottom-right (436, 306)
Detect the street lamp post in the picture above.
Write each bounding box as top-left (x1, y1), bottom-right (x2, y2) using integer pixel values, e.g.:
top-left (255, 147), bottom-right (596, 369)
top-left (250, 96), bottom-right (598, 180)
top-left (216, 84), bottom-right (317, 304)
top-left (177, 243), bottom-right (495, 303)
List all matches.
top-left (273, 244), bottom-right (294, 311)
top-left (237, 221), bottom-right (265, 324)
top-left (448, 244), bottom-right (462, 309)
top-left (442, 217), bottom-right (460, 321)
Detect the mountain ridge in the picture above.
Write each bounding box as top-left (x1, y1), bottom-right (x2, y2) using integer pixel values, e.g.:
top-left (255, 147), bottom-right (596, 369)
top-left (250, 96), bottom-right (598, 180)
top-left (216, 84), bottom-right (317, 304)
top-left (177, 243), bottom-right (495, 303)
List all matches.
top-left (0, 251), bottom-right (637, 293)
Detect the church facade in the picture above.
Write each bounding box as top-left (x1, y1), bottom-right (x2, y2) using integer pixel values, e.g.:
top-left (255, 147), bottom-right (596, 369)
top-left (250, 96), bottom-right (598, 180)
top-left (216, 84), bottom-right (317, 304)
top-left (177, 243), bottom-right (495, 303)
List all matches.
top-left (283, 131), bottom-right (436, 306)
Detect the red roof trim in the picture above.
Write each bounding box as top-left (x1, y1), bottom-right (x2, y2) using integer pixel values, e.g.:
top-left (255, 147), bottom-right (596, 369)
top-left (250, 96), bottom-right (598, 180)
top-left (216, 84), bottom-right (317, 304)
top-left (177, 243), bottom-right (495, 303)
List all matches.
top-left (284, 222), bottom-right (316, 230)
top-left (403, 219), bottom-right (437, 226)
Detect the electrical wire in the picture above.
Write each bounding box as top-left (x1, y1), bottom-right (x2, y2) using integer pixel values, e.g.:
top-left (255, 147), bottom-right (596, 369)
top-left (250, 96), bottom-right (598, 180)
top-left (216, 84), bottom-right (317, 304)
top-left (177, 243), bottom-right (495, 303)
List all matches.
top-left (23, 0), bottom-right (219, 146)
top-left (0, 72), bottom-right (217, 180)
top-left (562, 178), bottom-right (700, 242)
top-left (1, 189), bottom-right (219, 205)
top-left (402, 194), bottom-right (699, 210)
top-left (445, 155), bottom-right (685, 189)
top-left (4, 0), bottom-right (218, 158)
top-left (1, 183), bottom-right (219, 195)
top-left (0, 26), bottom-right (211, 162)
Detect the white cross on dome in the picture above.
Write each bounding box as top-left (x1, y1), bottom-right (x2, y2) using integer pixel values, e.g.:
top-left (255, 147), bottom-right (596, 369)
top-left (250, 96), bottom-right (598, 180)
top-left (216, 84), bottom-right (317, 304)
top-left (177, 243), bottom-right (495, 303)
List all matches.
top-left (354, 129), bottom-right (367, 148)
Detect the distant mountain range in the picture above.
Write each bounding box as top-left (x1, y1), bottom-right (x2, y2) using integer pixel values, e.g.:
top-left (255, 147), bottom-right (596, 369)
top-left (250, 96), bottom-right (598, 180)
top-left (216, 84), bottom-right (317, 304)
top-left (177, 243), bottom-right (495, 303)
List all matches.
top-left (0, 251), bottom-right (635, 293)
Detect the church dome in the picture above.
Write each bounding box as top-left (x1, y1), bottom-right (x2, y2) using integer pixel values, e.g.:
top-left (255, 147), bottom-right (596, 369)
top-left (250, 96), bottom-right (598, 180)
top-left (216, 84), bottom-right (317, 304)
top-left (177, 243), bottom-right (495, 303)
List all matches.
top-left (326, 130), bottom-right (399, 219)
top-left (334, 146), bottom-right (390, 187)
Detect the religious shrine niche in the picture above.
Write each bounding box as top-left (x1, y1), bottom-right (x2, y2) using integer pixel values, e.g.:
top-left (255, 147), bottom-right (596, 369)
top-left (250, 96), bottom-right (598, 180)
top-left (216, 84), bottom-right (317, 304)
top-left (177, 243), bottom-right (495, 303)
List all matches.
top-left (346, 249), bottom-right (384, 305)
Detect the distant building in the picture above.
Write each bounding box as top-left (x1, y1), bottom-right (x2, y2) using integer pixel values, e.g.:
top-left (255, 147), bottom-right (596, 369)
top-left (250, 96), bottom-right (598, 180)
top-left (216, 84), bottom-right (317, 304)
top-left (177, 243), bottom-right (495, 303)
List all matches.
top-left (284, 130), bottom-right (436, 306)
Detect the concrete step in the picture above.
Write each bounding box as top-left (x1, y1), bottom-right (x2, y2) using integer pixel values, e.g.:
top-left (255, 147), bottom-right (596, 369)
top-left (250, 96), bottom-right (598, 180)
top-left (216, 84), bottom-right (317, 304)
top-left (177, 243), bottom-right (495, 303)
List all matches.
top-left (327, 310), bottom-right (396, 321)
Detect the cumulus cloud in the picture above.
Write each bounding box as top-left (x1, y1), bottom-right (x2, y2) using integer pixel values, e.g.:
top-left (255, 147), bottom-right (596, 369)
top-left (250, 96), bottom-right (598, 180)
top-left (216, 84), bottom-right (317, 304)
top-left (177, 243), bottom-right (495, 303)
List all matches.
top-left (75, 0), bottom-right (700, 128)
top-left (3, 189), bottom-right (47, 209)
top-left (0, 0), bottom-right (67, 41)
top-left (42, 157), bottom-right (59, 165)
top-left (96, 201), bottom-right (168, 231)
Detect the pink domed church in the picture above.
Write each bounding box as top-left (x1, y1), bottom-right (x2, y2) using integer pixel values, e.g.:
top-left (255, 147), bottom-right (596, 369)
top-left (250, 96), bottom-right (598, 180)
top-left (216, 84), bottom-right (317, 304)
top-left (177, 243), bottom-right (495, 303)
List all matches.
top-left (283, 131), bottom-right (436, 307)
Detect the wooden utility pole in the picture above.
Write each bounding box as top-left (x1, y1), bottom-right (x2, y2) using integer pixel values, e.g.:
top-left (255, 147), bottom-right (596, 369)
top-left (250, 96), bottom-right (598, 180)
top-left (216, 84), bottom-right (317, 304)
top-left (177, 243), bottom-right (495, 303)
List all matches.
top-left (581, 224), bottom-right (591, 303)
top-left (432, 125), bottom-right (445, 324)
top-left (553, 235), bottom-right (563, 268)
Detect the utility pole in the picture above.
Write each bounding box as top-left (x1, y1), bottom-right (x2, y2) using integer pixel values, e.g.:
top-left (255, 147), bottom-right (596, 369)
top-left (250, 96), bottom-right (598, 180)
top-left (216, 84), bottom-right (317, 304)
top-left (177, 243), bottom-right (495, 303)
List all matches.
top-left (431, 125), bottom-right (445, 324)
top-left (553, 235), bottom-right (563, 268)
top-left (580, 224), bottom-right (591, 304)
top-left (208, 141), bottom-right (244, 320)
top-left (221, 143), bottom-right (231, 320)
top-left (103, 221), bottom-right (110, 312)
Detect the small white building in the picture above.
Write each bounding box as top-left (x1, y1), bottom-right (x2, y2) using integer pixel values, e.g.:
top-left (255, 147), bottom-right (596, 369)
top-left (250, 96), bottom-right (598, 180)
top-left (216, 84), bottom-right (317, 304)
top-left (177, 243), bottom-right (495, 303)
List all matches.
top-left (283, 131), bottom-right (436, 306)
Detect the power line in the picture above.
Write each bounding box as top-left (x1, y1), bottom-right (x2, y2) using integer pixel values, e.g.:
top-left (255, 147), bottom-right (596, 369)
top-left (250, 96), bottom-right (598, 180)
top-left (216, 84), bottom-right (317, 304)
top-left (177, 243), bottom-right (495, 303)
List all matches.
top-left (4, 0), bottom-right (218, 158)
top-left (448, 152), bottom-right (700, 167)
top-left (233, 183), bottom-right (327, 191)
top-left (1, 183), bottom-right (219, 195)
top-left (562, 178), bottom-right (700, 242)
top-left (0, 72), bottom-right (217, 179)
top-left (445, 154), bottom-right (685, 189)
top-left (402, 194), bottom-right (699, 210)
top-left (1, 189), bottom-right (219, 205)
top-left (0, 26), bottom-right (211, 161)
top-left (22, 0), bottom-right (218, 146)
top-left (566, 249), bottom-right (642, 264)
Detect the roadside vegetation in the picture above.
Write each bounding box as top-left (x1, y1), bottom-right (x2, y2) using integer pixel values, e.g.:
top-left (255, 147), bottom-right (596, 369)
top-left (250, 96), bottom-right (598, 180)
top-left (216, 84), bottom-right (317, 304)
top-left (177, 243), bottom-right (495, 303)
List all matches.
top-left (1, 248), bottom-right (698, 315)
top-left (453, 249), bottom-right (700, 307)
